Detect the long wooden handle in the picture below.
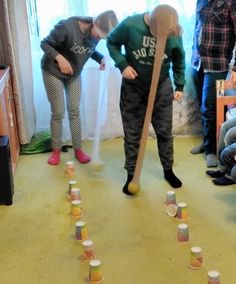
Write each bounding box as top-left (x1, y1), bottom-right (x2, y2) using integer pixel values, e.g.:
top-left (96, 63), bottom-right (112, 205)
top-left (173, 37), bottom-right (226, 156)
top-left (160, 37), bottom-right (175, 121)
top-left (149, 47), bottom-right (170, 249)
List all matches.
top-left (128, 5), bottom-right (179, 194)
top-left (131, 32), bottom-right (168, 185)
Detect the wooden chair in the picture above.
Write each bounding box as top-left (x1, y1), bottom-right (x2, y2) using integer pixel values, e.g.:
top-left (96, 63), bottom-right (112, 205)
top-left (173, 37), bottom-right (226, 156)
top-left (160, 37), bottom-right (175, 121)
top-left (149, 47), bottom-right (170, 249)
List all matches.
top-left (216, 80), bottom-right (236, 142)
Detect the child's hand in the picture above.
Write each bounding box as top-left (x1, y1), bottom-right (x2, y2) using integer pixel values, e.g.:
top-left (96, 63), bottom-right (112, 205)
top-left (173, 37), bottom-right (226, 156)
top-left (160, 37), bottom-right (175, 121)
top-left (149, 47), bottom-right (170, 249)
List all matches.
top-left (122, 66), bottom-right (138, 79)
top-left (56, 54), bottom-right (73, 75)
top-left (99, 58), bottom-right (106, 70)
top-left (174, 91), bottom-right (183, 101)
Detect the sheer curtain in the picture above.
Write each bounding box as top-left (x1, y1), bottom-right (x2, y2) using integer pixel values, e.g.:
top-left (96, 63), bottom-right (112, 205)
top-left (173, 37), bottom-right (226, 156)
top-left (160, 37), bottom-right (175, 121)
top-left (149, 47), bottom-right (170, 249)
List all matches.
top-left (30, 0), bottom-right (199, 143)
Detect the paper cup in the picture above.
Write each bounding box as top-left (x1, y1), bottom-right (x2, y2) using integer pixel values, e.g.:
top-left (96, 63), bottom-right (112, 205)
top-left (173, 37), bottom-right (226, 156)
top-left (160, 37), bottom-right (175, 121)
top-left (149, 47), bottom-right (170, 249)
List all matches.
top-left (75, 221), bottom-right (88, 241)
top-left (208, 270), bottom-right (220, 284)
top-left (166, 190), bottom-right (176, 205)
top-left (81, 239), bottom-right (96, 262)
top-left (88, 259), bottom-right (104, 283)
top-left (176, 202), bottom-right (188, 220)
top-left (166, 204), bottom-right (178, 217)
top-left (71, 200), bottom-right (83, 219)
top-left (66, 161), bottom-right (75, 176)
top-left (177, 223), bottom-right (189, 243)
top-left (68, 180), bottom-right (78, 195)
top-left (189, 246), bottom-right (204, 270)
top-left (70, 187), bottom-right (81, 201)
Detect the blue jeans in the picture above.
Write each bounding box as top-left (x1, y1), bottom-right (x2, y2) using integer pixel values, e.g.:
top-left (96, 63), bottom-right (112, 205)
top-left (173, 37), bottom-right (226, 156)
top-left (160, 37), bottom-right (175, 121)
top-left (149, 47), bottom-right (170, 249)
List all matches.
top-left (191, 67), bottom-right (228, 154)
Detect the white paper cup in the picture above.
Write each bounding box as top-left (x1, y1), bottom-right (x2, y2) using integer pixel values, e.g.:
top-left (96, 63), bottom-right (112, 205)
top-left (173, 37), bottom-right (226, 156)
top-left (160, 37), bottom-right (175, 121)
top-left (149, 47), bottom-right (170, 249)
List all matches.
top-left (177, 223), bottom-right (189, 243)
top-left (208, 270), bottom-right (220, 284)
top-left (189, 246), bottom-right (204, 270)
top-left (166, 190), bottom-right (176, 205)
top-left (166, 204), bottom-right (178, 217)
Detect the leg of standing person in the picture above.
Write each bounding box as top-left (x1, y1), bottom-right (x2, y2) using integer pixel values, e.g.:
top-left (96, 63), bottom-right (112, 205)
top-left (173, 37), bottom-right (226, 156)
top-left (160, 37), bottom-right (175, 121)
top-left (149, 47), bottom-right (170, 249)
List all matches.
top-left (65, 76), bottom-right (91, 164)
top-left (120, 78), bottom-right (147, 195)
top-left (212, 143), bottom-right (236, 185)
top-left (42, 70), bottom-right (65, 165)
top-left (152, 76), bottom-right (182, 188)
top-left (201, 71), bottom-right (228, 167)
top-left (190, 65), bottom-right (205, 154)
top-left (206, 118), bottom-right (236, 177)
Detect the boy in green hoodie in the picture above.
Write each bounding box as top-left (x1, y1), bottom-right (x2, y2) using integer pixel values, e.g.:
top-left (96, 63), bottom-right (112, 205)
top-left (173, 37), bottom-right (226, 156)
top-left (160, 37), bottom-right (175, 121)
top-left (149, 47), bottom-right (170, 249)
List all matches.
top-left (107, 5), bottom-right (185, 195)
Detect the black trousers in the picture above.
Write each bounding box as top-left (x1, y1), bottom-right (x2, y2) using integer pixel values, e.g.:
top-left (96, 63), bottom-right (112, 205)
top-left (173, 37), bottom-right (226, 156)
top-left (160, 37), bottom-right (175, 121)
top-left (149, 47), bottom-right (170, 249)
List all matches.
top-left (120, 76), bottom-right (174, 175)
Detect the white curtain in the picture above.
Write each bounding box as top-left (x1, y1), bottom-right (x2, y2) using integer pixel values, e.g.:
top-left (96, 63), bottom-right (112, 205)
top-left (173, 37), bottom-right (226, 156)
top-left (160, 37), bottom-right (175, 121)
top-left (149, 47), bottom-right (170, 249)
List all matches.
top-left (29, 0), bottom-right (199, 144)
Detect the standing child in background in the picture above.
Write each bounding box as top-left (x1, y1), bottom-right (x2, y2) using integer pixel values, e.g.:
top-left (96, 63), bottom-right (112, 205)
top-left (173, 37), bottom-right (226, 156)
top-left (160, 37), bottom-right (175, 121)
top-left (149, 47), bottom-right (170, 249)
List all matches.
top-left (41, 10), bottom-right (118, 165)
top-left (190, 0), bottom-right (236, 168)
top-left (106, 5), bottom-right (185, 195)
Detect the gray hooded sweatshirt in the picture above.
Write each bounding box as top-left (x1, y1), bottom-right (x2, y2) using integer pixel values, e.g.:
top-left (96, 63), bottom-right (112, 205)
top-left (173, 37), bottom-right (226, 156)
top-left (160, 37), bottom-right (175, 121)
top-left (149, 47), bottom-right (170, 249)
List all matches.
top-left (41, 16), bottom-right (103, 79)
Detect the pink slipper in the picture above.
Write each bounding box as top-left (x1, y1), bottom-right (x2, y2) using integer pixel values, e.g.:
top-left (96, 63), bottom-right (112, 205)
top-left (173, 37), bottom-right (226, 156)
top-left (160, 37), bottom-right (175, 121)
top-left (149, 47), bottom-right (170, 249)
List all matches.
top-left (74, 149), bottom-right (91, 164)
top-left (48, 150), bottom-right (61, 165)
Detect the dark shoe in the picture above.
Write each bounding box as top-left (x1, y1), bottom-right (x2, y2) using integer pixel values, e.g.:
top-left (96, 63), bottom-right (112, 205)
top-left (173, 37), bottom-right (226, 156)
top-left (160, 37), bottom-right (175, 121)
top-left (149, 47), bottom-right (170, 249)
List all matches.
top-left (206, 170), bottom-right (225, 178)
top-left (164, 169), bottom-right (182, 188)
top-left (123, 175), bottom-right (134, 195)
top-left (190, 143), bottom-right (204, 154)
top-left (212, 176), bottom-right (235, 186)
top-left (205, 154), bottom-right (218, 167)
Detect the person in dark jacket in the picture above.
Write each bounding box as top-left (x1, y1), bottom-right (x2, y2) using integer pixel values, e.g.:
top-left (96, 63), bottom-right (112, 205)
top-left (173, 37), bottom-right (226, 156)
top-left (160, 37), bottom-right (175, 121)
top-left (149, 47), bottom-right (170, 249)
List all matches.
top-left (190, 0), bottom-right (236, 168)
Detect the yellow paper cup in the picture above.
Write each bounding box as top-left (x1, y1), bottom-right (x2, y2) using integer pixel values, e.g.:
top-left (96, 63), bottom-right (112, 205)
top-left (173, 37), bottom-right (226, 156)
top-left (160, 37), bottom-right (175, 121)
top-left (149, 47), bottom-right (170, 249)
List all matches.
top-left (88, 259), bottom-right (104, 283)
top-left (71, 200), bottom-right (83, 219)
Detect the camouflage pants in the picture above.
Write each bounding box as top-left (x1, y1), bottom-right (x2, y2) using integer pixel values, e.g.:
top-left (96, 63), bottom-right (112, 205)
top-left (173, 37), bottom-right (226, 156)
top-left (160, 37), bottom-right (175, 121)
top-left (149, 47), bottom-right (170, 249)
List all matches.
top-left (120, 76), bottom-right (174, 175)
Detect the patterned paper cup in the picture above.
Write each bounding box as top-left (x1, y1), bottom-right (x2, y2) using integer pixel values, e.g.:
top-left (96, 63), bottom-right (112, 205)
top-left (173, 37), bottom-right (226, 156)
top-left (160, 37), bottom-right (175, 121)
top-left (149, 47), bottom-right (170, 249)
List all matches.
top-left (166, 190), bottom-right (176, 205)
top-left (71, 200), bottom-right (83, 219)
top-left (68, 180), bottom-right (78, 195)
top-left (81, 239), bottom-right (96, 262)
top-left (75, 221), bottom-right (88, 241)
top-left (176, 202), bottom-right (188, 220)
top-left (88, 259), bottom-right (104, 283)
top-left (166, 204), bottom-right (178, 217)
top-left (66, 161), bottom-right (75, 176)
top-left (177, 223), bottom-right (189, 243)
top-left (70, 187), bottom-right (81, 201)
top-left (189, 246), bottom-right (204, 270)
top-left (208, 270), bottom-right (220, 284)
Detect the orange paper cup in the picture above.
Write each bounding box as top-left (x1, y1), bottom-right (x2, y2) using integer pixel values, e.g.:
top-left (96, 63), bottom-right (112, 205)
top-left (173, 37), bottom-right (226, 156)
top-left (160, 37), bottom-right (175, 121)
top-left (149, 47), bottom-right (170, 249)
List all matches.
top-left (88, 259), bottom-right (104, 283)
top-left (189, 246), bottom-right (204, 270)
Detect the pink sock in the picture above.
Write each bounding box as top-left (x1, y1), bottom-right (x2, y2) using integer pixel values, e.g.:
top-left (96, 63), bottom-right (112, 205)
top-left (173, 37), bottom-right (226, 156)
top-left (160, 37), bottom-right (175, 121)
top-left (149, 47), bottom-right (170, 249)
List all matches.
top-left (74, 149), bottom-right (91, 164)
top-left (48, 150), bottom-right (61, 165)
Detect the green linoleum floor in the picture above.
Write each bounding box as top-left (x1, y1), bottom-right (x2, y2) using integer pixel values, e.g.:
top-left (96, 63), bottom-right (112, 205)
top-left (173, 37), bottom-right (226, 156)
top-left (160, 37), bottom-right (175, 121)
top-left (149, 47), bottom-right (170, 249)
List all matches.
top-left (0, 136), bottom-right (235, 284)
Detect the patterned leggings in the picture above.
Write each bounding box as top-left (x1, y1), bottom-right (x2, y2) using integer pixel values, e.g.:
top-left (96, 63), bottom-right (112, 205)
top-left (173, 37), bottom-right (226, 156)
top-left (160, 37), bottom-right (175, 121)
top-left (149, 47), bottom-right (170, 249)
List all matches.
top-left (42, 70), bottom-right (82, 150)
